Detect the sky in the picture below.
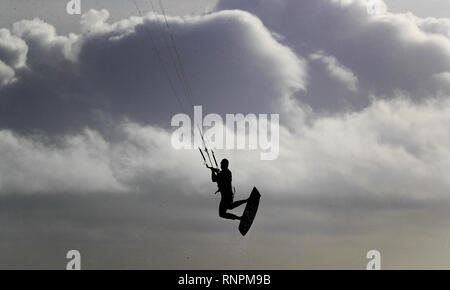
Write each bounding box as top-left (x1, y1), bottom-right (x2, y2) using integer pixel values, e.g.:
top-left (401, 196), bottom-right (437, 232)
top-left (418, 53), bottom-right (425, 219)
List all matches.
top-left (386, 0), bottom-right (450, 17)
top-left (1, 0), bottom-right (450, 269)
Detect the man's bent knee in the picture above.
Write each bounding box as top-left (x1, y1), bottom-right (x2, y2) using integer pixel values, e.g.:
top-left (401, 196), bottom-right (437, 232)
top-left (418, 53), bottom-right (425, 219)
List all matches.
top-left (219, 209), bottom-right (227, 218)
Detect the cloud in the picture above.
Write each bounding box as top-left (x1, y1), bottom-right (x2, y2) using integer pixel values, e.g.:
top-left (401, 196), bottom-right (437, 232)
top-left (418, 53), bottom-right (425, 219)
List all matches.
top-left (0, 28), bottom-right (27, 87)
top-left (0, 94), bottom-right (450, 269)
top-left (0, 1), bottom-right (448, 217)
top-left (0, 28), bottom-right (27, 68)
top-left (1, 1), bottom-right (449, 202)
top-left (0, 129), bottom-right (123, 194)
top-left (0, 9), bottom-right (306, 134)
top-left (309, 50), bottom-right (359, 91)
top-left (0, 123), bottom-right (206, 195)
top-left (1, 95), bottom-right (449, 207)
top-left (217, 0), bottom-right (450, 112)
top-left (417, 16), bottom-right (450, 38)
top-left (0, 60), bottom-right (15, 86)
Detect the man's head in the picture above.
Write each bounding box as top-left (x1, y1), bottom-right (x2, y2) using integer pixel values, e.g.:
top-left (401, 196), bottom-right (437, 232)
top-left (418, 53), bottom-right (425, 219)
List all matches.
top-left (220, 158), bottom-right (229, 170)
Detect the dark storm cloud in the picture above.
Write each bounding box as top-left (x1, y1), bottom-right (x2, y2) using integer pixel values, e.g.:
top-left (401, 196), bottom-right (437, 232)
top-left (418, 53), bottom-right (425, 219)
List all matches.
top-left (0, 9), bottom-right (305, 134)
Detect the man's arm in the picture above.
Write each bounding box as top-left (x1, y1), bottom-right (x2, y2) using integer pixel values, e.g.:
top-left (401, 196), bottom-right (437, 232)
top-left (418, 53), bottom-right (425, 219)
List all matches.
top-left (208, 166), bottom-right (220, 182)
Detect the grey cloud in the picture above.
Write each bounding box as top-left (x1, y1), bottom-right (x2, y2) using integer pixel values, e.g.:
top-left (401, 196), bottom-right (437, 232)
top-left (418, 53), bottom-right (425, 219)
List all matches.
top-left (1, 96), bottom-right (449, 207)
top-left (0, 123), bottom-right (208, 195)
top-left (309, 50), bottom-right (359, 92)
top-left (0, 60), bottom-right (15, 86)
top-left (0, 28), bottom-right (27, 86)
top-left (0, 28), bottom-right (27, 68)
top-left (0, 9), bottom-right (306, 134)
top-left (217, 0), bottom-right (450, 112)
top-left (417, 16), bottom-right (450, 37)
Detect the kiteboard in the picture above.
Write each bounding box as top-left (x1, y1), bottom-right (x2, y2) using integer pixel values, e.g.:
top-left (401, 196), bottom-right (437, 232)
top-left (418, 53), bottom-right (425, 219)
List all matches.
top-left (238, 187), bottom-right (261, 236)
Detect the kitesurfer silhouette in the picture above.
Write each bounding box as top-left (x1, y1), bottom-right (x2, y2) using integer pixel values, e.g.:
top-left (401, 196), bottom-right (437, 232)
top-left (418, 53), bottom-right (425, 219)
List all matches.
top-left (208, 159), bottom-right (248, 220)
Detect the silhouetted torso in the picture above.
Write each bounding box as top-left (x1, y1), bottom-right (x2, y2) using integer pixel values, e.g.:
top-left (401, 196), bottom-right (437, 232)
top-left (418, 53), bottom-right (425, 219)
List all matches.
top-left (210, 160), bottom-right (247, 221)
top-left (212, 168), bottom-right (233, 198)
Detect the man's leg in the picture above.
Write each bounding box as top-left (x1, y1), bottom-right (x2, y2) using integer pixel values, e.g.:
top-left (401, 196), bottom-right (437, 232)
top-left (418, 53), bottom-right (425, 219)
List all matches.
top-left (228, 198), bottom-right (248, 210)
top-left (219, 200), bottom-right (241, 220)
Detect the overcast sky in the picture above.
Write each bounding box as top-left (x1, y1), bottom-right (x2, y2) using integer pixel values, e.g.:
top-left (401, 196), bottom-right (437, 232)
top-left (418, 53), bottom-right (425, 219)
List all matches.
top-left (1, 0), bottom-right (450, 269)
top-left (1, 0), bottom-right (450, 33)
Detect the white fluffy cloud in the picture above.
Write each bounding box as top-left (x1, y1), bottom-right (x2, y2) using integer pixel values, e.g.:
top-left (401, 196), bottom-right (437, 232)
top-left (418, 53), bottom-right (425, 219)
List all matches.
top-left (0, 28), bottom-right (27, 87)
top-left (416, 16), bottom-right (450, 38)
top-left (0, 129), bottom-right (123, 194)
top-left (0, 60), bottom-right (15, 86)
top-left (309, 50), bottom-right (358, 91)
top-left (1, 96), bottom-right (449, 206)
top-left (0, 28), bottom-right (27, 68)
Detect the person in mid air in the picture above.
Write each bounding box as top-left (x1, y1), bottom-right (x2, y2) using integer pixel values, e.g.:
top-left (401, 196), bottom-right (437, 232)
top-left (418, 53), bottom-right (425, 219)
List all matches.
top-left (208, 159), bottom-right (248, 220)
